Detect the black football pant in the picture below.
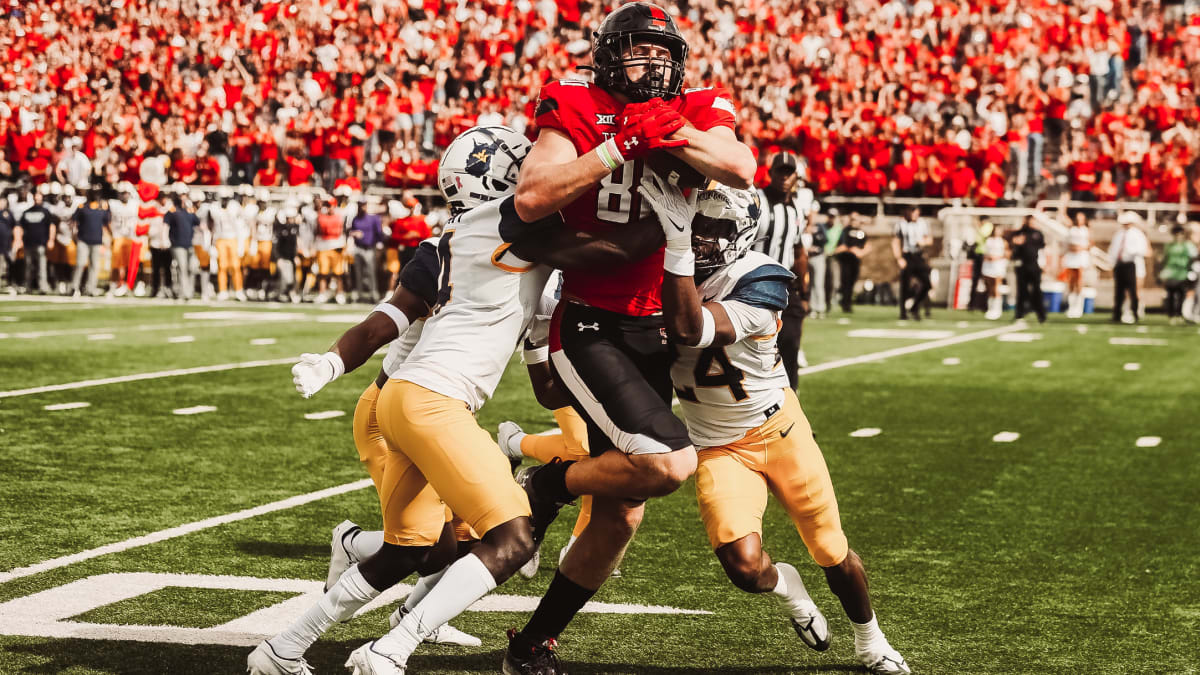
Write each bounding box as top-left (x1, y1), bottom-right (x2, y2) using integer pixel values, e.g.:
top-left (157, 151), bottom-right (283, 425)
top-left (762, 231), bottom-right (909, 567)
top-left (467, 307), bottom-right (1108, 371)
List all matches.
top-left (1112, 262), bottom-right (1139, 321)
top-left (778, 302), bottom-right (805, 390)
top-left (838, 255), bottom-right (860, 313)
top-left (899, 253), bottom-right (931, 318)
top-left (1013, 264), bottom-right (1045, 322)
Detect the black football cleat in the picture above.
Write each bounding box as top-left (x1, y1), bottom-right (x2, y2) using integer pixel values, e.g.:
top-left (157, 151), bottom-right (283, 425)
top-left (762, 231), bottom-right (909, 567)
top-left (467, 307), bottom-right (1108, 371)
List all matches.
top-left (502, 628), bottom-right (566, 675)
top-left (514, 461), bottom-right (569, 546)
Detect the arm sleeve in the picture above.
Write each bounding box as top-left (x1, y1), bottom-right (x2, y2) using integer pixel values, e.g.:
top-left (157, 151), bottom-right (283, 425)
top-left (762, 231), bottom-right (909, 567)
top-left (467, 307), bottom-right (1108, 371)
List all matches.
top-left (498, 195), bottom-right (564, 245)
top-left (398, 239), bottom-right (440, 307)
top-left (714, 299), bottom-right (778, 342)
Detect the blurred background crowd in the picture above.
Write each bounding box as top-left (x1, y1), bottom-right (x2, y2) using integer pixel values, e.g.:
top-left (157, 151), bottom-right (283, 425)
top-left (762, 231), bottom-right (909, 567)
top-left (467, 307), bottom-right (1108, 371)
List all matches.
top-left (0, 0), bottom-right (1198, 310)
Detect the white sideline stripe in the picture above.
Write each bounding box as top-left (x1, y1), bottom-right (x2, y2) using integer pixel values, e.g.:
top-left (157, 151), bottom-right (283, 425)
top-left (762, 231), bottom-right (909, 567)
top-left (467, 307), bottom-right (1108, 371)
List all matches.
top-left (0, 480), bottom-right (373, 584)
top-left (303, 410), bottom-right (345, 420)
top-left (1, 320), bottom-right (285, 339)
top-left (796, 324), bottom-right (1026, 377)
top-left (0, 357), bottom-right (299, 399)
top-left (0, 573), bottom-right (709, 646)
top-left (43, 402), bottom-right (90, 411)
top-left (87, 333), bottom-right (114, 341)
top-left (172, 405), bottom-right (216, 415)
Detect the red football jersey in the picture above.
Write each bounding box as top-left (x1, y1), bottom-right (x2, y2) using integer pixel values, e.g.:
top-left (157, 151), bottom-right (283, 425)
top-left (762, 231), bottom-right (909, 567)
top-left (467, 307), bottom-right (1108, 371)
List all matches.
top-left (533, 80), bottom-right (737, 316)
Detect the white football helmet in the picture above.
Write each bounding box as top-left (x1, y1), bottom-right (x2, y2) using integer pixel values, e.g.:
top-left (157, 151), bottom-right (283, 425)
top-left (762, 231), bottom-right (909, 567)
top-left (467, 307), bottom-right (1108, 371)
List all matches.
top-left (438, 125), bottom-right (531, 216)
top-left (691, 185), bottom-right (761, 275)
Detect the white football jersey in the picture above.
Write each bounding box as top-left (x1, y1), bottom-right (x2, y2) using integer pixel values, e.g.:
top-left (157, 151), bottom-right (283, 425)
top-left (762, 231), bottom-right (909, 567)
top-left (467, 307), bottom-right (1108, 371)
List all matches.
top-left (382, 319), bottom-right (425, 376)
top-left (671, 252), bottom-right (793, 447)
top-left (391, 196), bottom-right (553, 411)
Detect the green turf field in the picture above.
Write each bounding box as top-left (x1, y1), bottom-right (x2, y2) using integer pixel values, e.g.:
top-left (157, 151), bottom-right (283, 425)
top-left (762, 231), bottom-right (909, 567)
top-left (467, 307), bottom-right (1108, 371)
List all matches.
top-left (1, 298), bottom-right (1197, 674)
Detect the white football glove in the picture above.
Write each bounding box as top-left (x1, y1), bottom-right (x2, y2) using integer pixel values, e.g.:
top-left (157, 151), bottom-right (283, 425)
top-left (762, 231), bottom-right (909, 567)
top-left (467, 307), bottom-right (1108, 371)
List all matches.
top-left (292, 352), bottom-right (345, 398)
top-left (638, 172), bottom-right (697, 275)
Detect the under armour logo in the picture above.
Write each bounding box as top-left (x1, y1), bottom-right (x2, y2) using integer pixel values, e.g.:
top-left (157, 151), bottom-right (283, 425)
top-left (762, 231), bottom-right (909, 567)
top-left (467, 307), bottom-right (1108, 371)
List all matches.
top-left (578, 322), bottom-right (600, 332)
top-left (595, 113), bottom-right (616, 126)
top-left (624, 138), bottom-right (638, 150)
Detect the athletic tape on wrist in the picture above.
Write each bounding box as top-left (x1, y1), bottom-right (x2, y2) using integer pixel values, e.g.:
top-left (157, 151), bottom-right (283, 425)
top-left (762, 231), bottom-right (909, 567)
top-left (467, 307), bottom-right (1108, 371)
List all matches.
top-left (696, 307), bottom-right (716, 348)
top-left (663, 249), bottom-right (695, 277)
top-left (320, 351), bottom-right (346, 380)
top-left (523, 345), bottom-right (550, 365)
top-left (372, 301), bottom-right (411, 338)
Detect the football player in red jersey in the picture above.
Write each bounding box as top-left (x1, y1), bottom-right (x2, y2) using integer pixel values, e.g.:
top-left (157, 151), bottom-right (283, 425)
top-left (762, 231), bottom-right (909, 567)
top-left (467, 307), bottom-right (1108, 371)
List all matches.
top-left (504, 3), bottom-right (755, 673)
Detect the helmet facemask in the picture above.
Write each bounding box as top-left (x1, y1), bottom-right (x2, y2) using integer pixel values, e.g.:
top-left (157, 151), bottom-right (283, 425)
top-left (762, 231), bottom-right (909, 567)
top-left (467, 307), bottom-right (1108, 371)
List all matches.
top-left (598, 34), bottom-right (685, 102)
top-left (691, 187), bottom-right (761, 279)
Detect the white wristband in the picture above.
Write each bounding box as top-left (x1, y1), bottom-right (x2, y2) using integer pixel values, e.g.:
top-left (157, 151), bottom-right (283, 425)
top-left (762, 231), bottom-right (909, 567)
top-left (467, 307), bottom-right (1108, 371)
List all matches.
top-left (372, 301), bottom-right (411, 337)
top-left (594, 137), bottom-right (626, 171)
top-left (663, 249), bottom-right (695, 276)
top-left (695, 307), bottom-right (716, 348)
top-left (320, 351), bottom-right (345, 380)
top-left (523, 345), bottom-right (550, 365)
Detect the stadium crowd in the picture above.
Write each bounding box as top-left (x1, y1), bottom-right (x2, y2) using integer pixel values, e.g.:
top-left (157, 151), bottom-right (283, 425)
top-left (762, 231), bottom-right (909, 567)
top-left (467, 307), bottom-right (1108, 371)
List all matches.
top-left (1, 0), bottom-right (1200, 300)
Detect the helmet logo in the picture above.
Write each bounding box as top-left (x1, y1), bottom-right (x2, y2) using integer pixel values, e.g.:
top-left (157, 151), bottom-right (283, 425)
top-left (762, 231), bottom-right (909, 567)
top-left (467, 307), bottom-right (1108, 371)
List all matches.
top-left (465, 138), bottom-right (500, 177)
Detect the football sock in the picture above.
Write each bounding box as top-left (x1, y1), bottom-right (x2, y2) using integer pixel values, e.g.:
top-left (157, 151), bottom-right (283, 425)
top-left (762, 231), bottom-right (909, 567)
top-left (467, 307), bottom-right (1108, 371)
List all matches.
top-left (269, 564), bottom-right (378, 659)
top-left (520, 432), bottom-right (568, 465)
top-left (770, 562), bottom-right (815, 610)
top-left (515, 569), bottom-right (595, 650)
top-left (572, 496), bottom-right (592, 537)
top-left (376, 553), bottom-right (496, 661)
top-left (851, 612), bottom-right (887, 653)
top-left (345, 529), bottom-right (384, 561)
top-left (531, 459), bottom-right (576, 503)
top-left (403, 568), bottom-right (448, 611)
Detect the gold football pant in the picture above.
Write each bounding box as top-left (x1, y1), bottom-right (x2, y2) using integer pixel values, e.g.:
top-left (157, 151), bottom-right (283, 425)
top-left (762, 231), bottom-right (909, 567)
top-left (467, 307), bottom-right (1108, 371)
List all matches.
top-left (695, 388), bottom-right (848, 567)
top-left (519, 407), bottom-right (593, 537)
top-left (375, 380), bottom-right (530, 546)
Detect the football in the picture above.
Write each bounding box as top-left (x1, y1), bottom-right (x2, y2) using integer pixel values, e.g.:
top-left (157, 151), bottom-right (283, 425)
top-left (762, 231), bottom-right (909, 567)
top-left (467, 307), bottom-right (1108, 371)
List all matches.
top-left (646, 149), bottom-right (710, 189)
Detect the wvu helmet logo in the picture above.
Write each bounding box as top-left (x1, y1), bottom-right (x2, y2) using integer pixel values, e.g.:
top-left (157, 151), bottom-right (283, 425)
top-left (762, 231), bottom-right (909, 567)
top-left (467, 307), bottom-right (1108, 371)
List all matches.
top-left (465, 138), bottom-right (500, 177)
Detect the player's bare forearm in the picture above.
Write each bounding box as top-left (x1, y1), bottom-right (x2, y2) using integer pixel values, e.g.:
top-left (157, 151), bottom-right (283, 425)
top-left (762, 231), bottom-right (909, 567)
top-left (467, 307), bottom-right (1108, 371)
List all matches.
top-left (665, 126), bottom-right (755, 189)
top-left (515, 129), bottom-right (612, 222)
top-left (514, 221), bottom-right (664, 270)
top-left (526, 361), bottom-right (572, 410)
top-left (328, 287), bottom-right (428, 373)
top-left (662, 273), bottom-right (736, 347)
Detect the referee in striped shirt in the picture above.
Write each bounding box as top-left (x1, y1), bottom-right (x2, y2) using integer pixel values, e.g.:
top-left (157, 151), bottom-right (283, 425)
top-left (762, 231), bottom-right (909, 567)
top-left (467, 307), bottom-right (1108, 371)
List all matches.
top-left (753, 152), bottom-right (809, 389)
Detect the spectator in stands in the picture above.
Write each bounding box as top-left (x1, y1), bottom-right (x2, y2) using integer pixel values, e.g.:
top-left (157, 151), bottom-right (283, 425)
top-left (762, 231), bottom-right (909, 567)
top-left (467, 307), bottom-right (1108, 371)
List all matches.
top-left (70, 190), bottom-right (110, 297)
top-left (1010, 216), bottom-right (1047, 324)
top-left (1160, 226), bottom-right (1197, 326)
top-left (1109, 212), bottom-right (1150, 324)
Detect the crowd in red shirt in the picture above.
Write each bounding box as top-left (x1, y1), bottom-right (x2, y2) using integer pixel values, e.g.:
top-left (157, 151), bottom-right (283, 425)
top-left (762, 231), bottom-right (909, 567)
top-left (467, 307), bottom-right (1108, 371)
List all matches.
top-left (0, 0), bottom-right (1198, 206)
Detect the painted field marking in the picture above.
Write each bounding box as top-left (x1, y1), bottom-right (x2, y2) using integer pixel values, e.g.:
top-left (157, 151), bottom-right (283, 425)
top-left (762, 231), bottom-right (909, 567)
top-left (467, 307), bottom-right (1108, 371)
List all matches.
top-left (847, 329), bottom-right (955, 340)
top-left (315, 314), bottom-right (365, 323)
top-left (1109, 337), bottom-right (1167, 346)
top-left (1124, 363), bottom-right (1141, 371)
top-left (797, 324), bottom-right (1026, 377)
top-left (0, 358), bottom-right (299, 399)
top-left (956, 321), bottom-right (970, 328)
top-left (43, 402), bottom-right (90, 411)
top-left (172, 405), bottom-right (216, 416)
top-left (1076, 325), bottom-right (1088, 334)
top-left (1032, 360), bottom-right (1051, 368)
top-left (182, 311), bottom-right (305, 322)
top-left (0, 572), bottom-right (709, 647)
top-left (992, 431), bottom-right (1021, 443)
top-left (1136, 326), bottom-right (1149, 334)
top-left (87, 333), bottom-right (114, 341)
top-left (303, 410), bottom-right (346, 420)
top-left (849, 428), bottom-right (881, 438)
top-left (997, 332), bottom-right (1041, 343)
top-left (249, 338), bottom-right (277, 346)
top-left (1135, 436), bottom-right (1162, 448)
top-left (0, 304), bottom-right (107, 313)
top-left (0, 480), bottom-right (373, 584)
top-left (1, 319), bottom-right (293, 339)
top-left (0, 316), bottom-right (16, 322)
top-left (836, 318), bottom-right (852, 325)
top-left (942, 357), bottom-right (961, 365)
top-left (166, 335), bottom-right (195, 344)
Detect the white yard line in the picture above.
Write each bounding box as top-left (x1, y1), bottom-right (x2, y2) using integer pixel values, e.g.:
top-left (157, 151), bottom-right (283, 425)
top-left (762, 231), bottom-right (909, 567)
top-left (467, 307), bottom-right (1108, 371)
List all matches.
top-left (0, 358), bottom-right (299, 399)
top-left (796, 323), bottom-right (1027, 377)
top-left (1, 319), bottom-right (294, 339)
top-left (0, 480), bottom-right (373, 585)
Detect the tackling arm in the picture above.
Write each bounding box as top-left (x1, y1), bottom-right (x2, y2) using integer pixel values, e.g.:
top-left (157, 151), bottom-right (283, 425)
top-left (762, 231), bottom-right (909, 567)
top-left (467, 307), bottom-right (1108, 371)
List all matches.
top-left (661, 271), bottom-right (738, 347)
top-left (514, 129), bottom-right (615, 223)
top-left (665, 125), bottom-right (756, 190)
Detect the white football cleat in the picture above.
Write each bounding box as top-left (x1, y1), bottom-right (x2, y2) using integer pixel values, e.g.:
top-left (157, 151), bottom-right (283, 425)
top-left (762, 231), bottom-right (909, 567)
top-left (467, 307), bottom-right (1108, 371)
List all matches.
top-left (518, 546), bottom-right (540, 578)
top-left (497, 421), bottom-right (526, 463)
top-left (787, 600), bottom-right (831, 652)
top-left (387, 606), bottom-right (482, 646)
top-left (247, 641), bottom-right (313, 675)
top-left (345, 640), bottom-right (407, 675)
top-left (859, 645), bottom-right (911, 674)
top-left (326, 520), bottom-right (361, 592)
